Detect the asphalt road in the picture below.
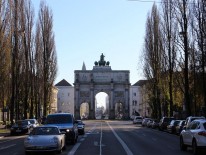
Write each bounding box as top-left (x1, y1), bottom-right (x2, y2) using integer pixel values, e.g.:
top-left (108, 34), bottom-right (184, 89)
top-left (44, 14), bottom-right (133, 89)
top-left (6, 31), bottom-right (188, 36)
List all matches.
top-left (0, 120), bottom-right (205, 155)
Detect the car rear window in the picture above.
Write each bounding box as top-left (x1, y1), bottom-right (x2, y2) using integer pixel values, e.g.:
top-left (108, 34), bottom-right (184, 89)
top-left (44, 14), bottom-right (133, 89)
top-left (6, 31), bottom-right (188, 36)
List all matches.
top-left (164, 118), bottom-right (173, 122)
top-left (46, 114), bottom-right (72, 124)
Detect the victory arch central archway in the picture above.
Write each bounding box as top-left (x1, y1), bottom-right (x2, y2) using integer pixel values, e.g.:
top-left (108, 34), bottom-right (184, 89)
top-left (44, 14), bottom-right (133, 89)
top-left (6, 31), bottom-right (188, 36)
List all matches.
top-left (74, 54), bottom-right (131, 119)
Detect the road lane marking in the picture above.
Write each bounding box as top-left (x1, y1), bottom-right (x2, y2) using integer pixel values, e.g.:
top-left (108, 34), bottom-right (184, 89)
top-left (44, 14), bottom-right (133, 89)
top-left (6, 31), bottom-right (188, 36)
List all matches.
top-left (100, 121), bottom-right (102, 155)
top-left (0, 144), bottom-right (16, 150)
top-left (0, 136), bottom-right (25, 144)
top-left (106, 122), bottom-right (133, 155)
top-left (67, 142), bottom-right (81, 155)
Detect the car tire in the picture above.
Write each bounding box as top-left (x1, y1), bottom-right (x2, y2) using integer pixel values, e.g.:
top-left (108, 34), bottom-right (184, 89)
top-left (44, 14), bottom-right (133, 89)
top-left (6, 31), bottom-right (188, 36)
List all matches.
top-left (180, 137), bottom-right (187, 151)
top-left (192, 139), bottom-right (199, 155)
top-left (71, 137), bottom-right (76, 145)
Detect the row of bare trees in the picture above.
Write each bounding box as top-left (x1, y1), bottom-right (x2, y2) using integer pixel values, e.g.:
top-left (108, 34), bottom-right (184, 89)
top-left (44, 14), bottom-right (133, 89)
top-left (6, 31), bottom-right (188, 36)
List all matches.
top-left (142, 0), bottom-right (206, 119)
top-left (0, 0), bottom-right (57, 124)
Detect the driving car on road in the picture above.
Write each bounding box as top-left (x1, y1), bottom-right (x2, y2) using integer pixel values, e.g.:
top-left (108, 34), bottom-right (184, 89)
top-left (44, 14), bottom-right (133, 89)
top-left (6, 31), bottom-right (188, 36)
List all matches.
top-left (76, 120), bottom-right (85, 135)
top-left (24, 126), bottom-right (66, 155)
top-left (180, 119), bottom-right (206, 155)
top-left (45, 113), bottom-right (78, 144)
top-left (10, 120), bottom-right (33, 135)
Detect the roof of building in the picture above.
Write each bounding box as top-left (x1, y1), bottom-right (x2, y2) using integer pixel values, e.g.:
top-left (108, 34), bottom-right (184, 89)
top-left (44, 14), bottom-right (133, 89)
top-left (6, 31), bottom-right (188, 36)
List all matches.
top-left (55, 79), bottom-right (72, 86)
top-left (133, 80), bottom-right (148, 86)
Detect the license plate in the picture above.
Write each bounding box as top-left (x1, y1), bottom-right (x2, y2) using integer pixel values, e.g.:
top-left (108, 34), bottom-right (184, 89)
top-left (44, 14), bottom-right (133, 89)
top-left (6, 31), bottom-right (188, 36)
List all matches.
top-left (16, 130), bottom-right (21, 132)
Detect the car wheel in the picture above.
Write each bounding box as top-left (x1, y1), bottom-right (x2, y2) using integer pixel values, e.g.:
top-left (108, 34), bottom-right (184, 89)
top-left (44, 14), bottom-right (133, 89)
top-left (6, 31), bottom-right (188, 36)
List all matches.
top-left (192, 139), bottom-right (199, 155)
top-left (57, 146), bottom-right (63, 154)
top-left (63, 143), bottom-right (66, 150)
top-left (180, 137), bottom-right (187, 151)
top-left (71, 137), bottom-right (76, 145)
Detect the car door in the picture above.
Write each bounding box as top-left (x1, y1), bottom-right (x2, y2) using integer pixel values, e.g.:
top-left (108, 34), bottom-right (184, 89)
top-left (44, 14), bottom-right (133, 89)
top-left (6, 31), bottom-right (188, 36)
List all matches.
top-left (184, 121), bottom-right (199, 145)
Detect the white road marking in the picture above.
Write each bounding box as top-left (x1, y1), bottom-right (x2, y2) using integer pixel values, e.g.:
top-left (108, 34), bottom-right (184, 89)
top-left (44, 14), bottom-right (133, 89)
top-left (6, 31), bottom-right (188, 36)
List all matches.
top-left (100, 122), bottom-right (103, 155)
top-left (67, 143), bottom-right (81, 155)
top-left (0, 144), bottom-right (16, 150)
top-left (107, 122), bottom-right (133, 155)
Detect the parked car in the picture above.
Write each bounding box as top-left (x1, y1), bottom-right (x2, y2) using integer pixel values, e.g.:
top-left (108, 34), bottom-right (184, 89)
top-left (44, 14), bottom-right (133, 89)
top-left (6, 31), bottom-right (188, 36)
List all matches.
top-left (151, 119), bottom-right (159, 129)
top-left (142, 118), bottom-right (151, 127)
top-left (176, 120), bottom-right (186, 135)
top-left (167, 120), bottom-right (181, 134)
top-left (24, 125), bottom-right (66, 155)
top-left (159, 117), bottom-right (175, 131)
top-left (10, 120), bottom-right (33, 135)
top-left (45, 113), bottom-right (78, 144)
top-left (133, 116), bottom-right (143, 124)
top-left (76, 120), bottom-right (85, 135)
top-left (180, 119), bottom-right (206, 155)
top-left (146, 119), bottom-right (154, 128)
top-left (25, 119), bottom-right (39, 128)
top-left (184, 116), bottom-right (205, 129)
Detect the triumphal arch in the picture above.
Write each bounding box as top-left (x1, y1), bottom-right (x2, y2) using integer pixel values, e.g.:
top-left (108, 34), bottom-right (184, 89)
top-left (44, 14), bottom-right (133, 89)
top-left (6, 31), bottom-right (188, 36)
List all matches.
top-left (74, 53), bottom-right (130, 119)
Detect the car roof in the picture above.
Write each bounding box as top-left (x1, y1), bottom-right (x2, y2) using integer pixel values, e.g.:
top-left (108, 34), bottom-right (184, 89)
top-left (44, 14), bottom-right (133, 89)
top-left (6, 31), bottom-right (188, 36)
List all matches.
top-left (47, 113), bottom-right (73, 116)
top-left (37, 125), bottom-right (60, 128)
top-left (193, 119), bottom-right (206, 123)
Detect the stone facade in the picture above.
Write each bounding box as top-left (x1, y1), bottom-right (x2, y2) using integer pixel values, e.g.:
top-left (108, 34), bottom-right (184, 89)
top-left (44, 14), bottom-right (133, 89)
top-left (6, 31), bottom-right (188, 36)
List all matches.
top-left (74, 65), bottom-right (130, 119)
top-left (55, 79), bottom-right (74, 114)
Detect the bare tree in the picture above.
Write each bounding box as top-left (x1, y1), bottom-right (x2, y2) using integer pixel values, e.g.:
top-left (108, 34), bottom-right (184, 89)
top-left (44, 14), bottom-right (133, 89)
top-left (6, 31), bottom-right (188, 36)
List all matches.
top-left (0, 0), bottom-right (11, 122)
top-left (143, 3), bottom-right (163, 119)
top-left (160, 0), bottom-right (179, 117)
top-left (36, 1), bottom-right (57, 117)
top-left (190, 0), bottom-right (206, 116)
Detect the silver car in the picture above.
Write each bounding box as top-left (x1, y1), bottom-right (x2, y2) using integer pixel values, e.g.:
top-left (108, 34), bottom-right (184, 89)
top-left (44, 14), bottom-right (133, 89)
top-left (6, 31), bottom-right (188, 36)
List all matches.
top-left (24, 126), bottom-right (66, 155)
top-left (180, 119), bottom-right (206, 155)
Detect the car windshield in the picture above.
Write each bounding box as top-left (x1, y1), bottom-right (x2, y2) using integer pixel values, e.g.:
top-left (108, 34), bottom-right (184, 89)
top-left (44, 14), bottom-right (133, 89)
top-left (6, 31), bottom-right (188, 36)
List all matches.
top-left (28, 119), bottom-right (35, 124)
top-left (31, 127), bottom-right (59, 135)
top-left (174, 121), bottom-right (180, 125)
top-left (15, 121), bottom-right (27, 126)
top-left (163, 118), bottom-right (173, 122)
top-left (46, 115), bottom-right (72, 124)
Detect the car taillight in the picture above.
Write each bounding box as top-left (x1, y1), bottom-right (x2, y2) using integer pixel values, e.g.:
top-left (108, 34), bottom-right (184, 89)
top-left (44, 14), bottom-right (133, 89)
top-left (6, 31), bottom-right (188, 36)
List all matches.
top-left (198, 131), bottom-right (206, 137)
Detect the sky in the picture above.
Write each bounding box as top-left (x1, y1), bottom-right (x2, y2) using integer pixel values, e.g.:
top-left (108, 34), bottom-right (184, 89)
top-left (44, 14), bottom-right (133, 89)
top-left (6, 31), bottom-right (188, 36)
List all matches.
top-left (32, 0), bottom-right (159, 85)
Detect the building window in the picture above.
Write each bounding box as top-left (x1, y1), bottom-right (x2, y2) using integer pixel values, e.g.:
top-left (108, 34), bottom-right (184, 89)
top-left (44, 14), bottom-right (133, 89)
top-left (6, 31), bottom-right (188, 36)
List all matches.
top-left (68, 93), bottom-right (70, 96)
top-left (133, 93), bottom-right (136, 96)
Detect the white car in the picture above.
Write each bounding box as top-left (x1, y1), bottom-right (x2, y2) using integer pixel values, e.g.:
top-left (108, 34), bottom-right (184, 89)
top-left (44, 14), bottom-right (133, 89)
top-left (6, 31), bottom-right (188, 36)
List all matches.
top-left (24, 126), bottom-right (66, 155)
top-left (133, 116), bottom-right (143, 124)
top-left (180, 119), bottom-right (206, 155)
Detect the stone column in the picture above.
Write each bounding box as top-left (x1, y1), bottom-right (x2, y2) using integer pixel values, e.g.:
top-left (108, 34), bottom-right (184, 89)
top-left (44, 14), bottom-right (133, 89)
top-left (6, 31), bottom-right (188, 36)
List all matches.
top-left (125, 84), bottom-right (130, 119)
top-left (90, 83), bottom-right (95, 119)
top-left (74, 87), bottom-right (80, 119)
top-left (109, 82), bottom-right (115, 119)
